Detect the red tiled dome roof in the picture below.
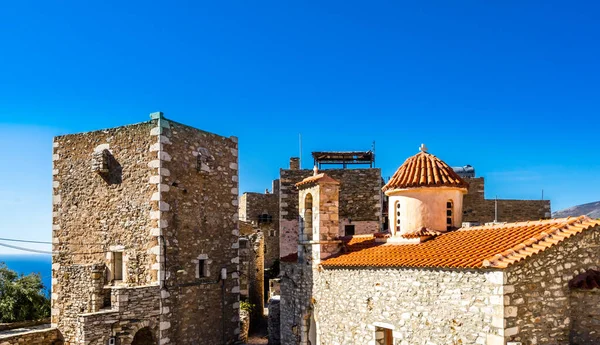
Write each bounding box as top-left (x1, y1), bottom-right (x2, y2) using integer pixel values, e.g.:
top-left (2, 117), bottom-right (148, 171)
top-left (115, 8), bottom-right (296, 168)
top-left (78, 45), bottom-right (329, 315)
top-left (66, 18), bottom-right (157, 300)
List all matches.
top-left (382, 150), bottom-right (468, 192)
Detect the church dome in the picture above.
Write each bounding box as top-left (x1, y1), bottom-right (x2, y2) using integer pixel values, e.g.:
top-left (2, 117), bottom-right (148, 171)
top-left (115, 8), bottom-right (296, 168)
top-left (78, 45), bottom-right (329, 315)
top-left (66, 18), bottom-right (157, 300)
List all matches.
top-left (383, 145), bottom-right (468, 192)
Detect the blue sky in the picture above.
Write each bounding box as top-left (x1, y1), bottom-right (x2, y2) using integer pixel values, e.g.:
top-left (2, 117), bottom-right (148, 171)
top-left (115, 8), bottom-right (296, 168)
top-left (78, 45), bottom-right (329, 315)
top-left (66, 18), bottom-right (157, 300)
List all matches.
top-left (1, 1), bottom-right (599, 253)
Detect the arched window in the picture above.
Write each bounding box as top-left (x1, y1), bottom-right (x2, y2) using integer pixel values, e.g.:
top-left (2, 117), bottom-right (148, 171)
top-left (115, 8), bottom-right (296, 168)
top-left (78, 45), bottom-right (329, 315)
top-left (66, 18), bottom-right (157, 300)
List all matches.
top-left (446, 200), bottom-right (453, 231)
top-left (304, 194), bottom-right (313, 240)
top-left (395, 201), bottom-right (401, 234)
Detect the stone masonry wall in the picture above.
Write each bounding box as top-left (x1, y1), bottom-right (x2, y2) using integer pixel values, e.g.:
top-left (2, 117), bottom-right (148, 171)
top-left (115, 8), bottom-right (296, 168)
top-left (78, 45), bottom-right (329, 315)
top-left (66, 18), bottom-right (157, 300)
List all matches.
top-left (570, 289), bottom-right (600, 345)
top-left (280, 262), bottom-right (313, 345)
top-left (52, 122), bottom-right (157, 343)
top-left (77, 285), bottom-right (160, 345)
top-left (279, 168), bottom-right (382, 258)
top-left (0, 327), bottom-right (62, 345)
top-left (463, 177), bottom-right (551, 223)
top-left (239, 192), bottom-right (279, 268)
top-left (158, 120), bottom-right (240, 344)
top-left (239, 232), bottom-right (265, 325)
top-left (311, 267), bottom-right (504, 345)
top-left (52, 116), bottom-right (240, 345)
top-left (503, 227), bottom-right (600, 345)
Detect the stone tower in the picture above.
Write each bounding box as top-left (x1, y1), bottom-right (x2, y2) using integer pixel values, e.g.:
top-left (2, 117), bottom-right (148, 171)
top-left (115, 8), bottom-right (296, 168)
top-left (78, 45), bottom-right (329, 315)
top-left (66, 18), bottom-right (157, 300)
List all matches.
top-left (382, 144), bottom-right (469, 238)
top-left (51, 113), bottom-right (241, 345)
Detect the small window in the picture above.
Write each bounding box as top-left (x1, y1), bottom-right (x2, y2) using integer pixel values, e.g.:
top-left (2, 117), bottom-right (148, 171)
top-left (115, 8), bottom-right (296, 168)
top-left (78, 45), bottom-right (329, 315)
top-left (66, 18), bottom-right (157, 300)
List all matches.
top-left (446, 200), bottom-right (454, 231)
top-left (198, 259), bottom-right (207, 278)
top-left (258, 214), bottom-right (273, 224)
top-left (345, 225), bottom-right (355, 236)
top-left (196, 254), bottom-right (210, 278)
top-left (395, 201), bottom-right (401, 233)
top-left (113, 252), bottom-right (123, 281)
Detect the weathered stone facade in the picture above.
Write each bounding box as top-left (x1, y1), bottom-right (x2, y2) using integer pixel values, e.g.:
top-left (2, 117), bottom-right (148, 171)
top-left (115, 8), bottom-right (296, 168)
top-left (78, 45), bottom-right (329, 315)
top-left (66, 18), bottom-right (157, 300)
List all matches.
top-left (239, 229), bottom-right (265, 325)
top-left (279, 149), bottom-right (597, 345)
top-left (0, 326), bottom-right (62, 345)
top-left (504, 228), bottom-right (600, 345)
top-left (239, 191), bottom-right (279, 269)
top-left (463, 177), bottom-right (551, 223)
top-left (280, 168), bottom-right (383, 258)
top-left (267, 296), bottom-right (281, 345)
top-left (51, 114), bottom-right (240, 344)
top-left (280, 228), bottom-right (600, 345)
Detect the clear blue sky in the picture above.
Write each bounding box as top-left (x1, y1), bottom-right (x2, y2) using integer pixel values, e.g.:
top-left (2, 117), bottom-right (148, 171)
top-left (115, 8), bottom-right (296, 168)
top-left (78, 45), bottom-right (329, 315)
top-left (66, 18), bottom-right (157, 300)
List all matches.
top-left (1, 1), bottom-right (599, 253)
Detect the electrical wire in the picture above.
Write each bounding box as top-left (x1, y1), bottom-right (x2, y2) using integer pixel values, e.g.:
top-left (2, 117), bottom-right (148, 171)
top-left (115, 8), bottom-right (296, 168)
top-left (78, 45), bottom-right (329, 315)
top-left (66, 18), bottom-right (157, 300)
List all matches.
top-left (0, 237), bottom-right (136, 246)
top-left (0, 237), bottom-right (52, 244)
top-left (0, 242), bottom-right (53, 255)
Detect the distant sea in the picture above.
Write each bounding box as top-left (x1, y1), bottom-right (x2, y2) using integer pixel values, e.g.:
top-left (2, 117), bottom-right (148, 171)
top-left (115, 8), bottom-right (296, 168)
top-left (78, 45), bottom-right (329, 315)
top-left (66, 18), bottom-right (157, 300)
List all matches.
top-left (0, 254), bottom-right (52, 295)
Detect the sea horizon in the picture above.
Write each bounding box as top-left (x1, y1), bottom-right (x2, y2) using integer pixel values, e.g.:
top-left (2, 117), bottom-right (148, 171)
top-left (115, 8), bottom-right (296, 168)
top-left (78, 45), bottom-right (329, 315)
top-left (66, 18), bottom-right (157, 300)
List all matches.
top-left (0, 254), bottom-right (52, 296)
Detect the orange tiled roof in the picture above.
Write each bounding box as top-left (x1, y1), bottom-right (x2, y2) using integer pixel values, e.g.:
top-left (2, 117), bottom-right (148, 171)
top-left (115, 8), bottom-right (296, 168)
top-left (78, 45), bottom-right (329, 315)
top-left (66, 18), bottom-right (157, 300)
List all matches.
top-left (322, 216), bottom-right (600, 269)
top-left (382, 151), bottom-right (468, 192)
top-left (296, 173), bottom-right (340, 188)
top-left (401, 227), bottom-right (443, 239)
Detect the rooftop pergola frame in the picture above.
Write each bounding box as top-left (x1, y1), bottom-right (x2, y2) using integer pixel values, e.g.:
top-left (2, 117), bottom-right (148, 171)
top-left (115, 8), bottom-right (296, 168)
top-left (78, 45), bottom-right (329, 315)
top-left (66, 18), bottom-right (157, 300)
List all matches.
top-left (312, 151), bottom-right (375, 169)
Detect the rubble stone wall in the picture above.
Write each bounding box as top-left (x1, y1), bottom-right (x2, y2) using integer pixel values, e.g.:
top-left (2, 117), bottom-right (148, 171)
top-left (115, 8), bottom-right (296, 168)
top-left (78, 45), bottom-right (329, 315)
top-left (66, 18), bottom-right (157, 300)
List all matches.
top-left (504, 228), bottom-right (600, 345)
top-left (310, 266), bottom-right (504, 345)
top-left (52, 117), bottom-right (241, 345)
top-left (0, 327), bottom-right (62, 345)
top-left (279, 168), bottom-right (382, 258)
top-left (77, 285), bottom-right (160, 345)
top-left (158, 120), bottom-right (240, 344)
top-left (239, 232), bottom-right (264, 323)
top-left (570, 289), bottom-right (600, 345)
top-left (279, 262), bottom-right (313, 345)
top-left (463, 177), bottom-right (551, 223)
top-left (52, 122), bottom-right (157, 342)
top-left (239, 192), bottom-right (279, 268)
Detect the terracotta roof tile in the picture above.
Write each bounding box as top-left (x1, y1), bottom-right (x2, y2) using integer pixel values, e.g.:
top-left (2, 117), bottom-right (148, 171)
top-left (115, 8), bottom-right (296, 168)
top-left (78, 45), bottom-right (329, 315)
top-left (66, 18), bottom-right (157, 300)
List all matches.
top-left (322, 216), bottom-right (600, 269)
top-left (296, 173), bottom-right (340, 188)
top-left (401, 227), bottom-right (443, 239)
top-left (382, 151), bottom-right (468, 191)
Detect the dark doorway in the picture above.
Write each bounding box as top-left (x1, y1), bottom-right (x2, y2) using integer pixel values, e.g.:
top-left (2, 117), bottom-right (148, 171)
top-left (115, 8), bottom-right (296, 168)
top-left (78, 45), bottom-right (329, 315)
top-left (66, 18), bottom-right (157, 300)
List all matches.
top-left (131, 327), bottom-right (154, 345)
top-left (344, 225), bottom-right (355, 236)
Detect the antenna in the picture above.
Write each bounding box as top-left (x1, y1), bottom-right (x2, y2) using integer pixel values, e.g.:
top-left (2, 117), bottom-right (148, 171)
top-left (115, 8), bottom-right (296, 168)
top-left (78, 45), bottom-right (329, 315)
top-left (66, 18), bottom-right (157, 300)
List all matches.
top-left (372, 140), bottom-right (376, 167)
top-left (299, 133), bottom-right (302, 169)
top-left (541, 189), bottom-right (544, 200)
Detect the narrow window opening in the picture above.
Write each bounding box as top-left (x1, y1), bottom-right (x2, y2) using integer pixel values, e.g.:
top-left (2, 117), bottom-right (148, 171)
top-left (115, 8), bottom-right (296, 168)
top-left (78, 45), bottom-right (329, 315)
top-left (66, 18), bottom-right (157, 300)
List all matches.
top-left (395, 201), bottom-right (401, 233)
top-left (113, 252), bottom-right (123, 281)
top-left (198, 259), bottom-right (207, 278)
top-left (446, 200), bottom-right (454, 231)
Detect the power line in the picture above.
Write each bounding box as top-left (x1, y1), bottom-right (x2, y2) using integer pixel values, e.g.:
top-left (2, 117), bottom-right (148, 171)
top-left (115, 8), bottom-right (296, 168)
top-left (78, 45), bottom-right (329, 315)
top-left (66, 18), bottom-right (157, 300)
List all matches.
top-left (0, 237), bottom-right (52, 245)
top-left (0, 237), bottom-right (135, 246)
top-left (0, 242), bottom-right (53, 255)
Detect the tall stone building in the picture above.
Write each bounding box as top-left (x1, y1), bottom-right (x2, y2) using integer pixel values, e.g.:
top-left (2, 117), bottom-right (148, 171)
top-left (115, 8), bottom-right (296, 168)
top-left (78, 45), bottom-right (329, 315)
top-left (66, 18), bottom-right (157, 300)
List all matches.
top-left (454, 164), bottom-right (552, 224)
top-left (280, 145), bottom-right (600, 345)
top-left (279, 154), bottom-right (384, 260)
top-left (51, 113), bottom-right (241, 345)
top-left (239, 187), bottom-right (279, 269)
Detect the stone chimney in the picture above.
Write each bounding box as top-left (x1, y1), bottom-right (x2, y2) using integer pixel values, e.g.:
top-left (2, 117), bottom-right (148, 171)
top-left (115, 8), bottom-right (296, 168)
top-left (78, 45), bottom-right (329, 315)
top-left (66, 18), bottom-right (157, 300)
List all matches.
top-left (289, 157), bottom-right (300, 170)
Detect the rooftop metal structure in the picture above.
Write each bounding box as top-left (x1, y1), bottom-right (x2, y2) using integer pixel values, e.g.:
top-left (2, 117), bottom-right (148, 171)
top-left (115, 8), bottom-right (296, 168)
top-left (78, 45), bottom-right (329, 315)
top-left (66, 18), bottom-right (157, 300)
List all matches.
top-left (312, 151), bottom-right (375, 169)
top-left (452, 165), bottom-right (475, 179)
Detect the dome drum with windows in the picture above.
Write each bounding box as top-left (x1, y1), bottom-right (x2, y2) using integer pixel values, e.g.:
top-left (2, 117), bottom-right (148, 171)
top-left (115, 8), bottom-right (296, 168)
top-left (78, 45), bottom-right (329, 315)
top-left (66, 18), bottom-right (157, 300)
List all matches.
top-left (383, 144), bottom-right (468, 237)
